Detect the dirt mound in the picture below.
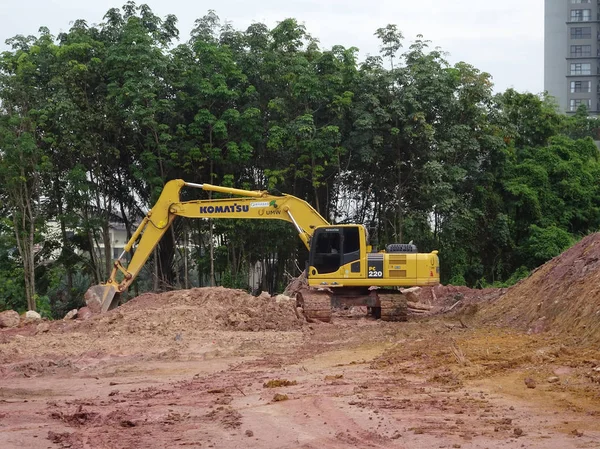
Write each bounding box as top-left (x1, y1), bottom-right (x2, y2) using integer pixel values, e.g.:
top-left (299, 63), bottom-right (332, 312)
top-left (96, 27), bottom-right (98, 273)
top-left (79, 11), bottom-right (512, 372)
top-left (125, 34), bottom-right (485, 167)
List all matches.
top-left (113, 286), bottom-right (304, 333)
top-left (0, 287), bottom-right (305, 368)
top-left (477, 232), bottom-right (600, 343)
top-left (419, 285), bottom-right (506, 309)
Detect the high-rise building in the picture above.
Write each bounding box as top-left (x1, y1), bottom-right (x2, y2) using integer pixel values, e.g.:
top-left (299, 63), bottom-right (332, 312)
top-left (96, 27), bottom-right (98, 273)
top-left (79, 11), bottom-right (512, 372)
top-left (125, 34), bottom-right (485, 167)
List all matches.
top-left (545, 0), bottom-right (600, 114)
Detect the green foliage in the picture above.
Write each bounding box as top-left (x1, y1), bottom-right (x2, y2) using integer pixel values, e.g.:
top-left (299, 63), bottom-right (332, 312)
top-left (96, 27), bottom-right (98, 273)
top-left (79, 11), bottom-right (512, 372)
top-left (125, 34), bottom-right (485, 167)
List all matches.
top-left (448, 273), bottom-right (467, 287)
top-left (525, 225), bottom-right (575, 267)
top-left (42, 265), bottom-right (90, 318)
top-left (476, 266), bottom-right (531, 289)
top-left (504, 266), bottom-right (532, 286)
top-left (220, 266), bottom-right (250, 290)
top-left (1, 2), bottom-right (599, 306)
top-left (0, 261), bottom-right (26, 312)
top-left (35, 295), bottom-right (53, 319)
top-left (560, 105), bottom-right (600, 140)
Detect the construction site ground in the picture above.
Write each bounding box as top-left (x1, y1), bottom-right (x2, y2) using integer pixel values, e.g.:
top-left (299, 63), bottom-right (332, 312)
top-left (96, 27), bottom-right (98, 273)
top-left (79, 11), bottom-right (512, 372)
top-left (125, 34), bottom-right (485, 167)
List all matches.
top-left (2, 233), bottom-right (600, 448)
top-left (1, 302), bottom-right (599, 448)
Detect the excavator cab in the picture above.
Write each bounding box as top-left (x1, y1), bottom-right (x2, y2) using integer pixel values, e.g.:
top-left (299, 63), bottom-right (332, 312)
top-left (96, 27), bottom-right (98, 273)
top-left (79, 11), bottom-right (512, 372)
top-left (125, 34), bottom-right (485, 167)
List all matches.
top-left (307, 224), bottom-right (440, 288)
top-left (308, 225), bottom-right (364, 279)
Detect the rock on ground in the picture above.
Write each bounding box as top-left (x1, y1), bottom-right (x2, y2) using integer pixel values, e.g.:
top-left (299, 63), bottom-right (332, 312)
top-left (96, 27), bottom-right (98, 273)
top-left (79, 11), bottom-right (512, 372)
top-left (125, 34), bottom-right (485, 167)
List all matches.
top-left (36, 322), bottom-right (50, 334)
top-left (77, 307), bottom-right (93, 321)
top-left (25, 310), bottom-right (42, 321)
top-left (401, 286), bottom-right (422, 303)
top-left (0, 310), bottom-right (20, 328)
top-left (63, 309), bottom-right (78, 320)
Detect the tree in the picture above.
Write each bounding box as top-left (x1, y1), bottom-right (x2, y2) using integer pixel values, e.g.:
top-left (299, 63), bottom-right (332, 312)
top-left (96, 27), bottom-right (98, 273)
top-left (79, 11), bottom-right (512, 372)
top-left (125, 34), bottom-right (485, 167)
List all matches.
top-left (2, 7), bottom-right (600, 310)
top-left (0, 31), bottom-right (56, 311)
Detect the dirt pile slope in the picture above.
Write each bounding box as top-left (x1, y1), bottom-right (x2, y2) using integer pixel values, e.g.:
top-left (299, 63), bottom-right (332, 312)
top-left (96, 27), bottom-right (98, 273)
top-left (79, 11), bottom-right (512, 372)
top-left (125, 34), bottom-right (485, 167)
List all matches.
top-left (477, 232), bottom-right (600, 343)
top-left (0, 287), bottom-right (304, 368)
top-left (113, 287), bottom-right (304, 333)
top-left (418, 284), bottom-right (506, 309)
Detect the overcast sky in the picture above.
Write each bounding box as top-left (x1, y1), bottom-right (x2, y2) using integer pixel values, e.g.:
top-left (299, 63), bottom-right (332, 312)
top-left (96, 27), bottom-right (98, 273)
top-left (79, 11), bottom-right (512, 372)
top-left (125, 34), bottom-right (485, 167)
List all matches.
top-left (0, 0), bottom-right (544, 94)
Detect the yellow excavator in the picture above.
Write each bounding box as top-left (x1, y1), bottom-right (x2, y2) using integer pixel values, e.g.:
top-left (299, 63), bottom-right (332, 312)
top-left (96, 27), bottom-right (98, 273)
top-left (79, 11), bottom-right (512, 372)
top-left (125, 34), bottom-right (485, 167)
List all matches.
top-left (84, 179), bottom-right (440, 322)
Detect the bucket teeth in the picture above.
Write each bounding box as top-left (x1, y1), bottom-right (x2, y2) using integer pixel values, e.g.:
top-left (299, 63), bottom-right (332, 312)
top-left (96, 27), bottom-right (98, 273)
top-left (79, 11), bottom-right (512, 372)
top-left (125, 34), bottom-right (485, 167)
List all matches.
top-left (84, 284), bottom-right (120, 313)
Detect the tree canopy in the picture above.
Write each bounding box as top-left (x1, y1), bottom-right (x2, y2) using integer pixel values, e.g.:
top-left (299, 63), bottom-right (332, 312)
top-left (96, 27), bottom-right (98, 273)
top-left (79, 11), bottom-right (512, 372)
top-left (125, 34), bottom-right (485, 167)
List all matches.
top-left (1, 2), bottom-right (599, 316)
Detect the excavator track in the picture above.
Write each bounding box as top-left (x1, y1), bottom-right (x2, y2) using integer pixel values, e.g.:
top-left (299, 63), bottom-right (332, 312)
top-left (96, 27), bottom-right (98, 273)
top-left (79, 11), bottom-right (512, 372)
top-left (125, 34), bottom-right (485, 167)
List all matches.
top-left (296, 289), bottom-right (332, 323)
top-left (377, 290), bottom-right (408, 322)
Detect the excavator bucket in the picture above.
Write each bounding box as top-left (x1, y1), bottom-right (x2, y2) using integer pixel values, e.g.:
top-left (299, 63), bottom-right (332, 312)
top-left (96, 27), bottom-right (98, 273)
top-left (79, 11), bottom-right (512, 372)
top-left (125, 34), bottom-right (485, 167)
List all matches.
top-left (84, 284), bottom-right (121, 313)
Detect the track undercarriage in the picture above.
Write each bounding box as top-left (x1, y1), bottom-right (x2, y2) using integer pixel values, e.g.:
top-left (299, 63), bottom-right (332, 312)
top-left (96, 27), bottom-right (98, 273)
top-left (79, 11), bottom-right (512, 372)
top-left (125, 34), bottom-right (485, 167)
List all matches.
top-left (296, 287), bottom-right (408, 323)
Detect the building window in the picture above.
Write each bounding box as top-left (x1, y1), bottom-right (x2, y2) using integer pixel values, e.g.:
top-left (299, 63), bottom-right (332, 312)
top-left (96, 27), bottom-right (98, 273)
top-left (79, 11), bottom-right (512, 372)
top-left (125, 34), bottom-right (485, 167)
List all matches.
top-left (570, 63), bottom-right (592, 75)
top-left (570, 45), bottom-right (592, 57)
top-left (571, 81), bottom-right (591, 93)
top-left (570, 9), bottom-right (592, 21)
top-left (571, 0), bottom-right (591, 3)
top-left (570, 99), bottom-right (591, 111)
top-left (571, 27), bottom-right (592, 38)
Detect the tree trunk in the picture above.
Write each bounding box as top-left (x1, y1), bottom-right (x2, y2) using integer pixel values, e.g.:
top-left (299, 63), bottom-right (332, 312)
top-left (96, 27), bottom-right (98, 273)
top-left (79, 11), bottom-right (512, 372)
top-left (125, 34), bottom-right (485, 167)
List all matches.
top-left (396, 161), bottom-right (403, 243)
top-left (118, 196), bottom-right (138, 296)
top-left (27, 218), bottom-right (36, 310)
top-left (102, 220), bottom-right (112, 280)
top-left (56, 179), bottom-right (73, 303)
top-left (231, 241), bottom-right (237, 281)
top-left (209, 154), bottom-right (215, 287)
top-left (183, 224), bottom-right (189, 289)
top-left (195, 221), bottom-right (204, 287)
top-left (153, 247), bottom-right (159, 291)
top-left (88, 230), bottom-right (101, 284)
top-left (171, 225), bottom-right (180, 289)
top-left (11, 168), bottom-right (38, 311)
top-left (13, 223), bottom-right (35, 311)
top-left (209, 220), bottom-right (215, 286)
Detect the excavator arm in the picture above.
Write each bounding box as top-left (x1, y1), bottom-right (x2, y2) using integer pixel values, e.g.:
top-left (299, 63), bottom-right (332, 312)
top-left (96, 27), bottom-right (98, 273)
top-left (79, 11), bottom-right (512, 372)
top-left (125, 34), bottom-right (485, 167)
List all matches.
top-left (84, 179), bottom-right (329, 312)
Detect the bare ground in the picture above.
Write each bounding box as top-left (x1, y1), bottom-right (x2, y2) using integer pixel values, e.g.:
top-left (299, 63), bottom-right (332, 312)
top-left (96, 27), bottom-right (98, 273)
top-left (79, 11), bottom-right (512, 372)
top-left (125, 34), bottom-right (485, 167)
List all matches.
top-left (2, 310), bottom-right (600, 449)
top-left (5, 234), bottom-right (600, 447)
